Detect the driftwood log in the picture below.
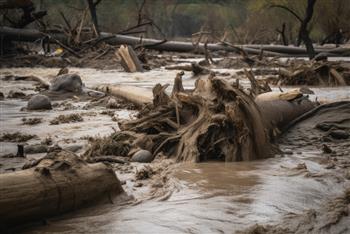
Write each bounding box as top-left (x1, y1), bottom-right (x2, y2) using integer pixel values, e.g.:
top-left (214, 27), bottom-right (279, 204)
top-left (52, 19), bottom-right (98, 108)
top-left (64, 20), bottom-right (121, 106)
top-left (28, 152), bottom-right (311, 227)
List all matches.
top-left (0, 150), bottom-right (123, 228)
top-left (96, 84), bottom-right (152, 107)
top-left (116, 45), bottom-right (144, 72)
top-left (1, 26), bottom-right (349, 57)
top-left (88, 73), bottom-right (315, 162)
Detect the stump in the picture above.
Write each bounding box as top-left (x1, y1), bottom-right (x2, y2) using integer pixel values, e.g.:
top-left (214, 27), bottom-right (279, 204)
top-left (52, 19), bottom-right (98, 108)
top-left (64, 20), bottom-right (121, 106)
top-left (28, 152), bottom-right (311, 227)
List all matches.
top-left (97, 73), bottom-right (276, 162)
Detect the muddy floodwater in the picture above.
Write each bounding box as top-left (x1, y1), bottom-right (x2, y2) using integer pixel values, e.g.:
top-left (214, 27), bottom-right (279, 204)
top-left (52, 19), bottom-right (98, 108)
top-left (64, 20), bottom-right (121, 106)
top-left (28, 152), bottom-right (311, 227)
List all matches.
top-left (1, 65), bottom-right (350, 233)
top-left (22, 158), bottom-right (347, 233)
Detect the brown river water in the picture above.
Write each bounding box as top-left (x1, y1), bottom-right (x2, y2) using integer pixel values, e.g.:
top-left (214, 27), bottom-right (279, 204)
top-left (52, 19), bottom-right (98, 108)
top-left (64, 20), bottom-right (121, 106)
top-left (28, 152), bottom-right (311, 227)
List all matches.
top-left (1, 66), bottom-right (349, 233)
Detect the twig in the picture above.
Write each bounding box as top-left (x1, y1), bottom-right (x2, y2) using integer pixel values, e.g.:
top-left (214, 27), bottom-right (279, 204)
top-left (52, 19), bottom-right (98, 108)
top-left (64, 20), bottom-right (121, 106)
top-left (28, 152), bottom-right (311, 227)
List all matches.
top-left (269, 4), bottom-right (303, 22)
top-left (42, 34), bottom-right (82, 58)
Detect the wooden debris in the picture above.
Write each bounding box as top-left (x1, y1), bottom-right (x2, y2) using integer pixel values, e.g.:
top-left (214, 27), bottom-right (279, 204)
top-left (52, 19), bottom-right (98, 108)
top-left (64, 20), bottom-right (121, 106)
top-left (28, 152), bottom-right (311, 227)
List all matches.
top-left (87, 73), bottom-right (315, 163)
top-left (0, 150), bottom-right (123, 227)
top-left (277, 62), bottom-right (350, 86)
top-left (116, 45), bottom-right (144, 72)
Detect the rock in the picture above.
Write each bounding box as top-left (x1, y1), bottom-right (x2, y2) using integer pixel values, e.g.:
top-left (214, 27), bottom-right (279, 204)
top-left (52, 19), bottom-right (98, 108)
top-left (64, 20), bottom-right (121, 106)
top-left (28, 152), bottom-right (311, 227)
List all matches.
top-left (131, 150), bottom-right (153, 163)
top-left (283, 149), bottom-right (293, 155)
top-left (7, 90), bottom-right (26, 99)
top-left (64, 144), bottom-right (83, 153)
top-left (345, 171), bottom-right (350, 180)
top-left (50, 74), bottom-right (84, 93)
top-left (106, 98), bottom-right (120, 109)
top-left (313, 52), bottom-right (329, 61)
top-left (295, 162), bottom-right (307, 170)
top-left (325, 163), bottom-right (336, 169)
top-left (322, 136), bottom-right (333, 142)
top-left (329, 130), bottom-right (349, 140)
top-left (322, 144), bottom-right (333, 154)
top-left (27, 95), bottom-right (52, 110)
top-left (24, 144), bottom-right (48, 154)
top-left (316, 123), bottom-right (333, 131)
top-left (134, 182), bottom-right (143, 187)
top-left (0, 92), bottom-right (4, 100)
top-left (57, 67), bottom-right (69, 76)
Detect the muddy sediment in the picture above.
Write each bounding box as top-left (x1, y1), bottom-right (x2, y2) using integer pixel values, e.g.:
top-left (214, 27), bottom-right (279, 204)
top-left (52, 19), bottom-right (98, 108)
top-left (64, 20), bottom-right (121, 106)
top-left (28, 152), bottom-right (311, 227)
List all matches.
top-left (1, 54), bottom-right (350, 233)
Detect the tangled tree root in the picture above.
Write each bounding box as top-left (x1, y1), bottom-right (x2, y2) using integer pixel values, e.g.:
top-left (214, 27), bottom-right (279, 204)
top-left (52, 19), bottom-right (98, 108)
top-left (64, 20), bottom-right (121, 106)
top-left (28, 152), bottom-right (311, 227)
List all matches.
top-left (87, 73), bottom-right (279, 162)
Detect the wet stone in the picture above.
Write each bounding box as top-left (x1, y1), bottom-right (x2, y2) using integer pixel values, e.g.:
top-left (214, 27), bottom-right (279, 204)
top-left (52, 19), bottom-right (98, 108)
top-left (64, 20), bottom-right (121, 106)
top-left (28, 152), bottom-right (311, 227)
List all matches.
top-left (131, 150), bottom-right (153, 163)
top-left (50, 74), bottom-right (83, 93)
top-left (316, 123), bottom-right (333, 131)
top-left (7, 90), bottom-right (26, 99)
top-left (0, 92), bottom-right (4, 99)
top-left (329, 130), bottom-right (349, 140)
top-left (64, 144), bottom-right (83, 153)
top-left (322, 136), bottom-right (333, 142)
top-left (27, 94), bottom-right (52, 110)
top-left (283, 149), bottom-right (293, 155)
top-left (322, 144), bottom-right (333, 154)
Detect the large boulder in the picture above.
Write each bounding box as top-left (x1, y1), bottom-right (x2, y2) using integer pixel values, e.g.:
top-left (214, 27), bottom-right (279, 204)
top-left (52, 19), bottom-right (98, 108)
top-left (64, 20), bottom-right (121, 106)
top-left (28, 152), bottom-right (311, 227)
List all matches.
top-left (27, 94), bottom-right (52, 110)
top-left (50, 74), bottom-right (84, 93)
top-left (131, 149), bottom-right (153, 163)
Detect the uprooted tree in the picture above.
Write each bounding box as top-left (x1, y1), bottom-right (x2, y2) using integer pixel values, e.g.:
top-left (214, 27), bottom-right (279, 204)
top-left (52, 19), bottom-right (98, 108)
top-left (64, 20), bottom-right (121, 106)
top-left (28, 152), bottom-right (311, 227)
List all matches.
top-left (85, 73), bottom-right (315, 162)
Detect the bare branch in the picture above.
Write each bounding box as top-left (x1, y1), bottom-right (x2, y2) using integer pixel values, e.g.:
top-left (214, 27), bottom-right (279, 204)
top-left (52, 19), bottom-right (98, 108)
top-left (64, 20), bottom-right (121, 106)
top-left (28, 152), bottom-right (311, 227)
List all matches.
top-left (270, 4), bottom-right (303, 22)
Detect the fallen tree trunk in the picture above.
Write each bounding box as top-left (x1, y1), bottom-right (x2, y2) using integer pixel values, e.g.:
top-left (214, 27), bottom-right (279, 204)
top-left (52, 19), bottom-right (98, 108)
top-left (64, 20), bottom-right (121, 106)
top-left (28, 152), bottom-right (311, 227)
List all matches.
top-left (88, 73), bottom-right (315, 163)
top-left (1, 26), bottom-right (348, 57)
top-left (0, 149), bottom-right (124, 228)
top-left (95, 84), bottom-right (153, 107)
top-left (245, 44), bottom-right (350, 56)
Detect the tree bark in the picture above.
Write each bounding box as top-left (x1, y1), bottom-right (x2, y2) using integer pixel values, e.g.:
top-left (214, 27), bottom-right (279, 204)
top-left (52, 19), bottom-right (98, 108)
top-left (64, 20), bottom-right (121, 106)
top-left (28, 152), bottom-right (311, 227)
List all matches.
top-left (297, 0), bottom-right (317, 59)
top-left (117, 45), bottom-right (144, 72)
top-left (92, 74), bottom-right (316, 163)
top-left (0, 150), bottom-right (123, 227)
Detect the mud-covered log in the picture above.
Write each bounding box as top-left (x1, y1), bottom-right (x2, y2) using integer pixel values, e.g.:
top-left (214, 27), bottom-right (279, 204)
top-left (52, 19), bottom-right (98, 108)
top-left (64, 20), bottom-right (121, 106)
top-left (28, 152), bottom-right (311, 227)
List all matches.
top-left (255, 92), bottom-right (316, 133)
top-left (0, 150), bottom-right (123, 227)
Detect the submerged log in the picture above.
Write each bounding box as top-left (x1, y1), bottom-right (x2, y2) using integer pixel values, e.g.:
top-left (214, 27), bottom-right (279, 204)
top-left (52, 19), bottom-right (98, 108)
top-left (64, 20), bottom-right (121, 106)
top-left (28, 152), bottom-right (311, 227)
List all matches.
top-left (0, 150), bottom-right (123, 227)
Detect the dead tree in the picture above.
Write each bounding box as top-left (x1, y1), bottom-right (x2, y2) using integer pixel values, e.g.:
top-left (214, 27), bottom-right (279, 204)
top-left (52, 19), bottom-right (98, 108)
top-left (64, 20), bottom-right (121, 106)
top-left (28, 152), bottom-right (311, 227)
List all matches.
top-left (87, 0), bottom-right (102, 35)
top-left (276, 23), bottom-right (288, 46)
top-left (271, 0), bottom-right (317, 59)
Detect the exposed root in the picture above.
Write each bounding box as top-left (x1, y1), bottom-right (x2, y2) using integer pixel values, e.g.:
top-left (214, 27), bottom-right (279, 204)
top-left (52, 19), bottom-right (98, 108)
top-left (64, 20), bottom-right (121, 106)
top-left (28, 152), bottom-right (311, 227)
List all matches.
top-left (86, 72), bottom-right (276, 162)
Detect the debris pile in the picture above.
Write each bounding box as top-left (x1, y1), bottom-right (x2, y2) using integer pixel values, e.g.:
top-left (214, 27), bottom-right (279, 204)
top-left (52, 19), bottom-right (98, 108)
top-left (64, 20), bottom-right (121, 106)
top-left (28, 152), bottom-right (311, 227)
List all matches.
top-left (277, 61), bottom-right (350, 86)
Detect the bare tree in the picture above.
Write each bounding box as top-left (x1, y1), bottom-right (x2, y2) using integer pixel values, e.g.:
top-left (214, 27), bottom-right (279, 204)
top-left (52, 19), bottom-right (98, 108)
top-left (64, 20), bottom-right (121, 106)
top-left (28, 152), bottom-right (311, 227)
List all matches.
top-left (271, 0), bottom-right (317, 59)
top-left (87, 0), bottom-right (102, 35)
